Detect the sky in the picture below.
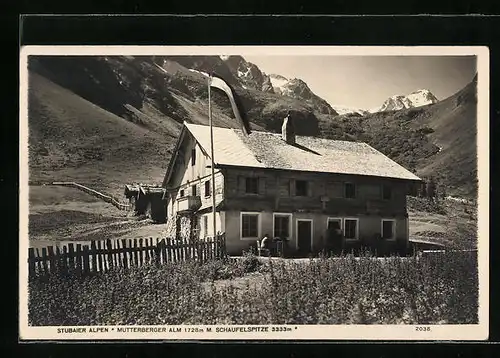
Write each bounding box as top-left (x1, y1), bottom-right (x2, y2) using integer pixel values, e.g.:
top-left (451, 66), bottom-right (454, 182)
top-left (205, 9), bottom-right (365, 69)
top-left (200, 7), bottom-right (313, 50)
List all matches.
top-left (244, 55), bottom-right (477, 110)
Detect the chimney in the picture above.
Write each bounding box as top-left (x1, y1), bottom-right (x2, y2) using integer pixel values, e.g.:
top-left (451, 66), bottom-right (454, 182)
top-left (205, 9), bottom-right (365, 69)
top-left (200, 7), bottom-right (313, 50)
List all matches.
top-left (281, 111), bottom-right (296, 145)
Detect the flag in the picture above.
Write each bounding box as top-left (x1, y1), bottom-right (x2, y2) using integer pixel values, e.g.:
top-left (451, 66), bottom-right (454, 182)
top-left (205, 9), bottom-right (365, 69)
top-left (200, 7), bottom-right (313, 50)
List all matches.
top-left (209, 73), bottom-right (250, 135)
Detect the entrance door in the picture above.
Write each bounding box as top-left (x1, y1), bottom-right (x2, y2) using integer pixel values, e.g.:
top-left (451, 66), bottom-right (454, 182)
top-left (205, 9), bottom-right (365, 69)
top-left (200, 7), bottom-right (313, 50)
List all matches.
top-left (297, 220), bottom-right (312, 254)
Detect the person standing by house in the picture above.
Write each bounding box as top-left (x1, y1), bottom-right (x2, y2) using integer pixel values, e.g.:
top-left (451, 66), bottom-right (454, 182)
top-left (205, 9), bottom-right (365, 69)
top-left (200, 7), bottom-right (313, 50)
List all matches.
top-left (260, 233), bottom-right (271, 256)
top-left (330, 222), bottom-right (344, 255)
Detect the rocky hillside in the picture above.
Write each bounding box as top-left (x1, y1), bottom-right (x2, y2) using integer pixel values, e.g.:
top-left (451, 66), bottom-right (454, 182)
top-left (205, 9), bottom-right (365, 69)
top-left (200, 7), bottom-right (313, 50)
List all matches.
top-left (27, 55), bottom-right (477, 198)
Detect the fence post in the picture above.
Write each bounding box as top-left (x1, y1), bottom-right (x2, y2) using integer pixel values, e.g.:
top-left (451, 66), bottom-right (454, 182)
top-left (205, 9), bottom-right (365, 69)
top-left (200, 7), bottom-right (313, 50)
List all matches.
top-left (97, 240), bottom-right (104, 272)
top-left (68, 244), bottom-right (75, 271)
top-left (139, 238), bottom-right (144, 267)
top-left (28, 248), bottom-right (35, 277)
top-left (90, 241), bottom-right (97, 273)
top-left (82, 245), bottom-right (90, 274)
top-left (165, 238), bottom-right (172, 263)
top-left (133, 239), bottom-right (139, 267)
top-left (62, 245), bottom-right (69, 274)
top-left (121, 239), bottom-right (129, 269)
top-left (154, 238), bottom-right (161, 267)
top-left (75, 244), bottom-right (82, 275)
top-left (106, 239), bottom-right (113, 270)
top-left (41, 248), bottom-right (48, 275)
top-left (47, 246), bottom-right (56, 274)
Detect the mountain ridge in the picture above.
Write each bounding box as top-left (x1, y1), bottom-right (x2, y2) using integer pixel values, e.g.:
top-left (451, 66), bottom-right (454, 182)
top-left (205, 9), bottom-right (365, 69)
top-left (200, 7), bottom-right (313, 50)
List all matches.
top-left (26, 55), bottom-right (478, 198)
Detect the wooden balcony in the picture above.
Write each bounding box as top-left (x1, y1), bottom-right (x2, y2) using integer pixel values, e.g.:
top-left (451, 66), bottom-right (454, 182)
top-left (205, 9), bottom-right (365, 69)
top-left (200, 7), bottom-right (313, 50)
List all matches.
top-left (177, 195), bottom-right (202, 213)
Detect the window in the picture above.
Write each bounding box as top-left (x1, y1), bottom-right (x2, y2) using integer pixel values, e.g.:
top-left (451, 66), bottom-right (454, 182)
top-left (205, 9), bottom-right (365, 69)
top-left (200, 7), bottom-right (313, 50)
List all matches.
top-left (204, 180), bottom-right (211, 197)
top-left (382, 185), bottom-right (392, 200)
top-left (245, 177), bottom-right (259, 194)
top-left (241, 212), bottom-right (260, 239)
top-left (191, 148), bottom-right (196, 166)
top-left (192, 184), bottom-right (197, 196)
top-left (274, 213), bottom-right (292, 239)
top-left (344, 218), bottom-right (359, 240)
top-left (327, 218), bottom-right (342, 230)
top-left (295, 180), bottom-right (308, 196)
top-left (345, 183), bottom-right (356, 199)
top-left (382, 219), bottom-right (396, 240)
top-left (180, 189), bottom-right (185, 197)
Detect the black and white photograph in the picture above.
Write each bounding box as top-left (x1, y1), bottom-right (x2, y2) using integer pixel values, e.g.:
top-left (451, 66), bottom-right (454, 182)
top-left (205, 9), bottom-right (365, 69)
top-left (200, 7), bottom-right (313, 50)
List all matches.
top-left (19, 46), bottom-right (489, 341)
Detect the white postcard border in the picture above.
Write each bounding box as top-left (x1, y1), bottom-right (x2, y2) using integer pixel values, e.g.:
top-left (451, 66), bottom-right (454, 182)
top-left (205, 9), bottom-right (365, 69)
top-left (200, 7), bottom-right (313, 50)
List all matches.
top-left (19, 45), bottom-right (490, 341)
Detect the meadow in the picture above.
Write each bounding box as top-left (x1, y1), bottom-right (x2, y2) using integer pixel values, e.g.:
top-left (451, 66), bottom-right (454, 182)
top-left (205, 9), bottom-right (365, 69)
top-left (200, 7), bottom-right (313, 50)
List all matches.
top-left (28, 250), bottom-right (478, 326)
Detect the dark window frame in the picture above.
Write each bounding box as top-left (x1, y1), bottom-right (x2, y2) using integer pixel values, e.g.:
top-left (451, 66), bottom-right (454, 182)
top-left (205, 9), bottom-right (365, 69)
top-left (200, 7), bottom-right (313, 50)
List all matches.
top-left (295, 180), bottom-right (308, 196)
top-left (345, 182), bottom-right (356, 199)
top-left (192, 184), bottom-right (197, 196)
top-left (180, 189), bottom-right (185, 198)
top-left (191, 148), bottom-right (196, 166)
top-left (241, 213), bottom-right (259, 238)
top-left (382, 219), bottom-right (396, 240)
top-left (204, 180), bottom-right (211, 197)
top-left (273, 214), bottom-right (291, 239)
top-left (245, 177), bottom-right (259, 194)
top-left (344, 218), bottom-right (358, 240)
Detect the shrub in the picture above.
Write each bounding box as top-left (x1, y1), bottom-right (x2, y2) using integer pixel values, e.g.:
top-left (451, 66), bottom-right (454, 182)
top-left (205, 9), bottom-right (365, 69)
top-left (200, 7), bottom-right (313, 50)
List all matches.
top-left (28, 251), bottom-right (478, 326)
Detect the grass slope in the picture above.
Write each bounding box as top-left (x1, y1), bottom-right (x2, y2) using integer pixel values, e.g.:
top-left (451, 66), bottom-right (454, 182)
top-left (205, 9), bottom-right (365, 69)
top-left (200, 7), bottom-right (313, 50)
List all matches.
top-left (28, 71), bottom-right (175, 197)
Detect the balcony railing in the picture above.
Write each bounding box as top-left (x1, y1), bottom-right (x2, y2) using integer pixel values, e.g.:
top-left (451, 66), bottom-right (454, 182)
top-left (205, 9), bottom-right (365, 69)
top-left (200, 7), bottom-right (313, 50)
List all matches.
top-left (177, 195), bottom-right (202, 213)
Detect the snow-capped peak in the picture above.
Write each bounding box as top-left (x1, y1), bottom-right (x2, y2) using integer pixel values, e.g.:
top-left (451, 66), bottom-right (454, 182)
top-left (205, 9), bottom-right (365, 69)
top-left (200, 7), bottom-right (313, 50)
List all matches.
top-left (372, 89), bottom-right (438, 113)
top-left (219, 55), bottom-right (230, 61)
top-left (268, 74), bottom-right (290, 94)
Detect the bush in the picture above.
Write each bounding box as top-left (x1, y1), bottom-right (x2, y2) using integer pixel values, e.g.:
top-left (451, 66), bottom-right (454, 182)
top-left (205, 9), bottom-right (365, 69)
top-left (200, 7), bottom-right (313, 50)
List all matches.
top-left (28, 251), bottom-right (478, 326)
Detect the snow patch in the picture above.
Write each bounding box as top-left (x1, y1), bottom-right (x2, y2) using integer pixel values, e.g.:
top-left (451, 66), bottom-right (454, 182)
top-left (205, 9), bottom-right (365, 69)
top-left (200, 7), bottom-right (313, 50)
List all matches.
top-left (219, 55), bottom-right (230, 61)
top-left (189, 68), bottom-right (209, 77)
top-left (269, 74), bottom-right (289, 91)
top-left (331, 105), bottom-right (369, 116)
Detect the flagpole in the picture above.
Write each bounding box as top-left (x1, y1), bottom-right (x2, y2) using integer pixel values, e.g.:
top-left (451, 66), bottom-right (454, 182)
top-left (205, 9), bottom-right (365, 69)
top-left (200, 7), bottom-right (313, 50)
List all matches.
top-left (208, 75), bottom-right (217, 238)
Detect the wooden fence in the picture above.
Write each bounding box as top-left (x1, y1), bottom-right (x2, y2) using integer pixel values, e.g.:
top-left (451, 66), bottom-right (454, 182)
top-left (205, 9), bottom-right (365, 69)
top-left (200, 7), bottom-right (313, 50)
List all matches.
top-left (51, 181), bottom-right (131, 211)
top-left (28, 234), bottom-right (227, 277)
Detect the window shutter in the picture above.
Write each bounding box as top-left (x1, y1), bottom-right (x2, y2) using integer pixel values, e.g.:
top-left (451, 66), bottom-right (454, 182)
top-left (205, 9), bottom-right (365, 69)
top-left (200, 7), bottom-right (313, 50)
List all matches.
top-left (259, 177), bottom-right (266, 195)
top-left (289, 179), bottom-right (295, 197)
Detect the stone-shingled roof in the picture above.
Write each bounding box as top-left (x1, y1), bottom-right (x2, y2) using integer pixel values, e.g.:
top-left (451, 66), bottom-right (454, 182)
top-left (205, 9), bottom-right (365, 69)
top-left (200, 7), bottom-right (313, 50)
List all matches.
top-left (184, 122), bottom-right (421, 182)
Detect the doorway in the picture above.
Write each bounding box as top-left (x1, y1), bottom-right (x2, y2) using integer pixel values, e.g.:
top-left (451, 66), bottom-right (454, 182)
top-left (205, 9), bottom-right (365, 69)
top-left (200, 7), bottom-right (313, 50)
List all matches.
top-left (296, 219), bottom-right (313, 254)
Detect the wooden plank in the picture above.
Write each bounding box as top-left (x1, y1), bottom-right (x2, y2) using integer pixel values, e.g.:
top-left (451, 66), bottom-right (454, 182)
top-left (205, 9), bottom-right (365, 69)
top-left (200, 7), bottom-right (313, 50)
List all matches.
top-left (144, 238), bottom-right (151, 265)
top-left (55, 246), bottom-right (62, 273)
top-left (47, 246), bottom-right (56, 274)
top-left (82, 245), bottom-right (90, 274)
top-left (75, 244), bottom-right (82, 274)
top-left (96, 240), bottom-right (103, 272)
top-left (68, 244), bottom-right (75, 271)
top-left (90, 241), bottom-right (97, 273)
top-left (128, 239), bottom-right (134, 267)
top-left (174, 238), bottom-right (179, 263)
top-left (62, 245), bottom-right (69, 273)
top-left (121, 239), bottom-right (128, 269)
top-left (139, 238), bottom-right (144, 267)
top-left (106, 239), bottom-right (113, 270)
top-left (41, 248), bottom-right (48, 275)
top-left (28, 248), bottom-right (35, 277)
top-left (154, 238), bottom-right (161, 267)
top-left (114, 239), bottom-right (119, 268)
top-left (164, 238), bottom-right (170, 264)
top-left (133, 239), bottom-right (139, 267)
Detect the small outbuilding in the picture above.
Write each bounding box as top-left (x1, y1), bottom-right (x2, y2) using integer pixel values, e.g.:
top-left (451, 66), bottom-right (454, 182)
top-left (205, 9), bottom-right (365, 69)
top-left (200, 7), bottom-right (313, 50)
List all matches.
top-left (124, 184), bottom-right (167, 223)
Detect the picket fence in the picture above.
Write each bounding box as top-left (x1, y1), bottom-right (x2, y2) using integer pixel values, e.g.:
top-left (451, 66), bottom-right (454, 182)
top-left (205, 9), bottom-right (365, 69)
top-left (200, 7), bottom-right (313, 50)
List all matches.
top-left (28, 234), bottom-right (227, 276)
